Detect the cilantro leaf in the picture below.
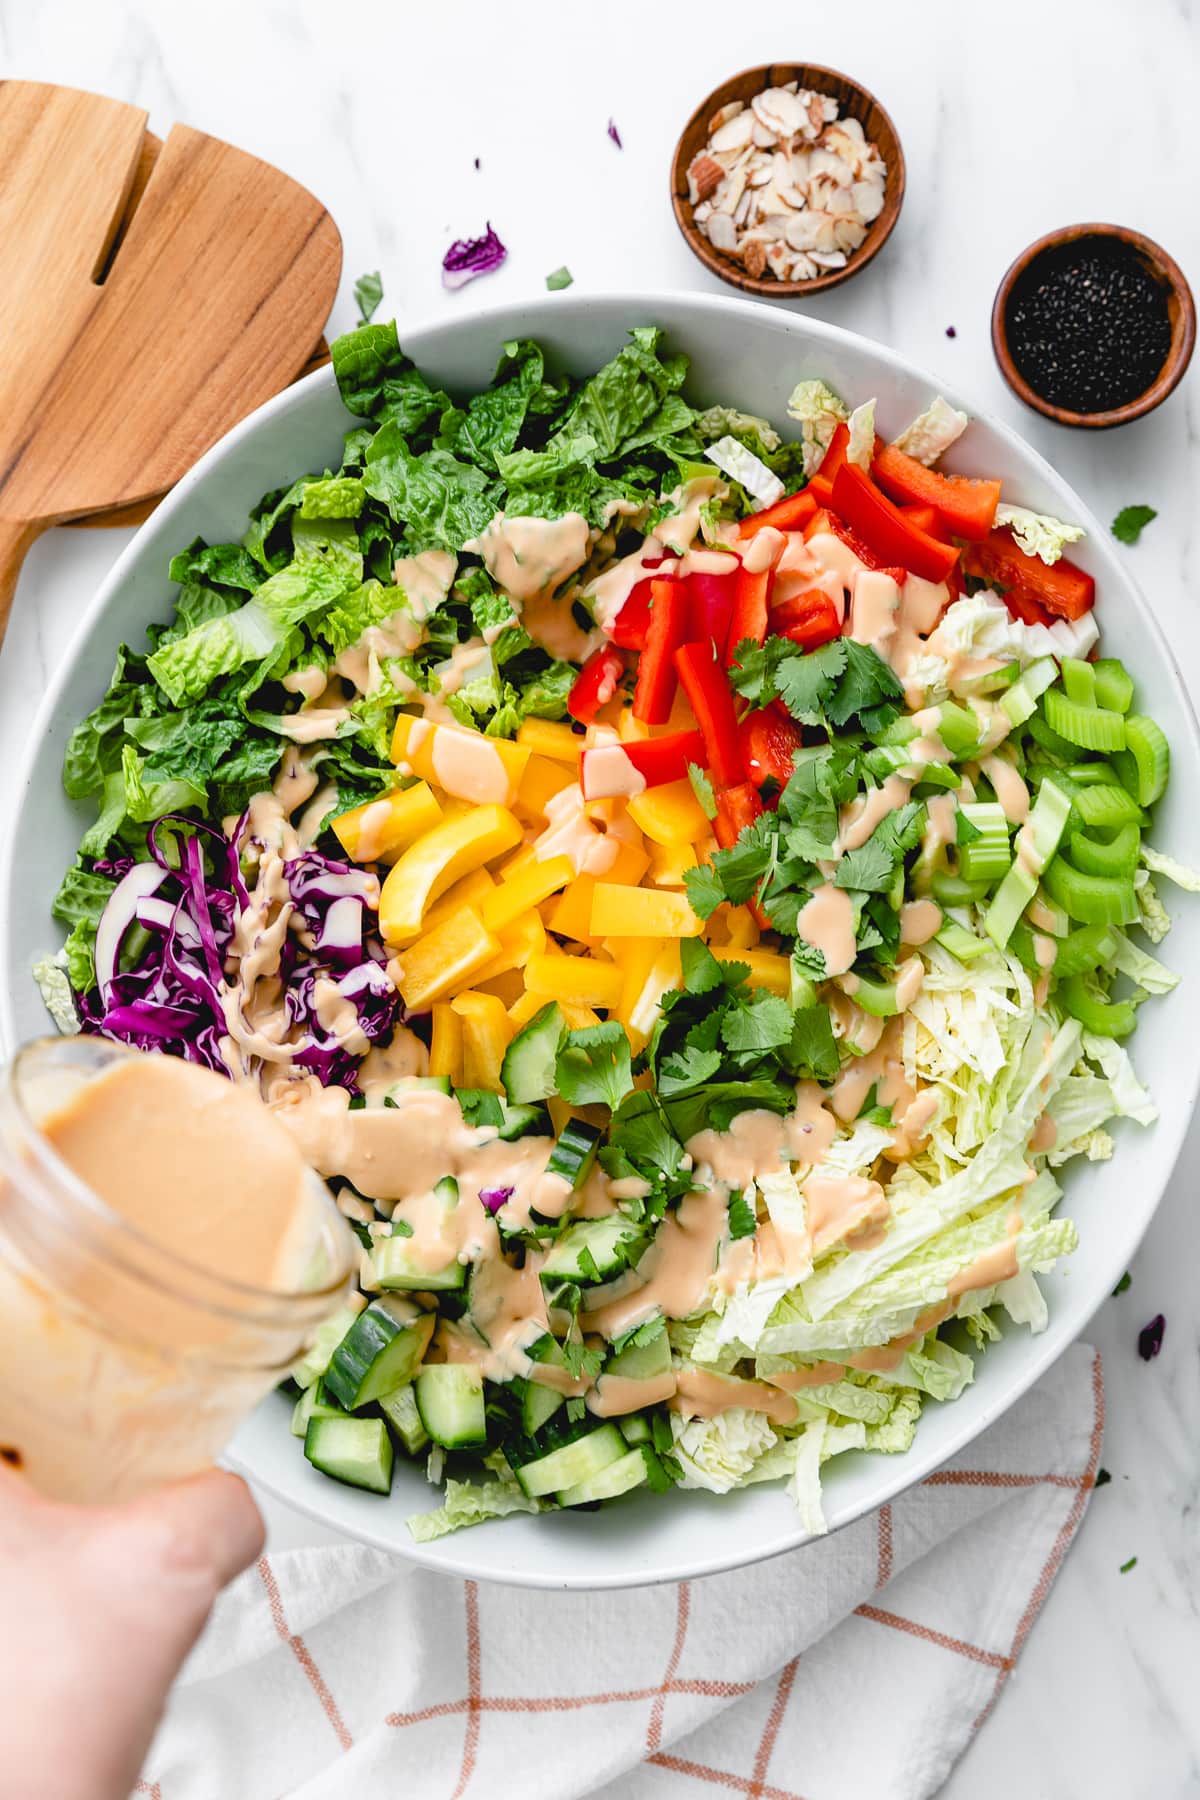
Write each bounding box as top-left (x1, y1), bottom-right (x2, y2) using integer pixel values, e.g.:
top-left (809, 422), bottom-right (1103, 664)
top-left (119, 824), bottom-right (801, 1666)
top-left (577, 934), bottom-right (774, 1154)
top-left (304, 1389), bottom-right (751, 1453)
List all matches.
top-left (687, 761), bottom-right (718, 820)
top-left (720, 992), bottom-right (795, 1056)
top-left (835, 800), bottom-right (927, 892)
top-left (609, 1090), bottom-right (683, 1175)
top-left (727, 1191), bottom-right (758, 1239)
top-left (826, 640), bottom-right (904, 729)
top-left (783, 1005), bottom-right (839, 1080)
top-left (658, 1043), bottom-right (723, 1096)
top-left (554, 1023), bottom-right (633, 1111)
top-left (683, 862), bottom-right (726, 921)
top-left (679, 937), bottom-right (726, 995)
top-left (1112, 505), bottom-right (1156, 546)
top-left (663, 1078), bottom-right (793, 1139)
top-left (775, 638), bottom-right (847, 723)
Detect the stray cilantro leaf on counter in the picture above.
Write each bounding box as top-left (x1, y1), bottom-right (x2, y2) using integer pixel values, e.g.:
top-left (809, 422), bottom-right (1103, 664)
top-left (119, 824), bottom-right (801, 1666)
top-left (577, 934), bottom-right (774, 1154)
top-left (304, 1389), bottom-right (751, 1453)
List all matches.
top-left (1119, 1556), bottom-right (1138, 1574)
top-left (1111, 504), bottom-right (1157, 545)
top-left (554, 1022), bottom-right (633, 1111)
top-left (1112, 1271), bottom-right (1132, 1296)
top-left (1094, 1468), bottom-right (1112, 1489)
top-left (353, 270), bottom-right (384, 324)
top-left (545, 266), bottom-right (573, 291)
top-left (1136, 1313), bottom-right (1165, 1360)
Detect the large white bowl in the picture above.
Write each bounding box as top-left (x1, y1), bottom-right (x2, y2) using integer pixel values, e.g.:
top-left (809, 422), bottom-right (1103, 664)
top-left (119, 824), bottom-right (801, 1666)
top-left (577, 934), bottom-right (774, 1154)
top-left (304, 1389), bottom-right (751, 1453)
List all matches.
top-left (4, 293), bottom-right (1198, 1589)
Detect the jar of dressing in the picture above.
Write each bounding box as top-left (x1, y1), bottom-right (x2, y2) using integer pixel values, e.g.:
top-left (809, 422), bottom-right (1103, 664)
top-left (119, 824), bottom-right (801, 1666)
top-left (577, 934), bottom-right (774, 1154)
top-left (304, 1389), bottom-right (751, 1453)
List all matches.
top-left (0, 1037), bottom-right (356, 1502)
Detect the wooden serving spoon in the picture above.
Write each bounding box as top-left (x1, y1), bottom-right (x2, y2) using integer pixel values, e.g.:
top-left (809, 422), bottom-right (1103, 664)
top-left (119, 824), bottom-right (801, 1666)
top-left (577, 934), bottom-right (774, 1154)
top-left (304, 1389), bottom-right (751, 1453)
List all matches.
top-left (0, 81), bottom-right (343, 644)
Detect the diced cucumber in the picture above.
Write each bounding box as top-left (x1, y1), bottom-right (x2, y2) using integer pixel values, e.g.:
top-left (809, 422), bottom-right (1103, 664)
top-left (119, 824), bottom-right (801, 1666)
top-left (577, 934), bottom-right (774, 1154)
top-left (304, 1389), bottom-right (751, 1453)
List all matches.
top-left (290, 1379), bottom-right (342, 1438)
top-left (304, 1414), bottom-right (394, 1495)
top-left (558, 1444), bottom-right (658, 1507)
top-left (324, 1299), bottom-right (436, 1410)
top-left (371, 1177), bottom-right (465, 1291)
top-left (545, 1118), bottom-right (602, 1190)
top-left (381, 1075), bottom-right (452, 1101)
top-left (511, 1422), bottom-right (627, 1498)
top-left (289, 1295), bottom-right (367, 1390)
top-left (496, 1100), bottom-right (550, 1141)
top-left (513, 1333), bottom-right (572, 1435)
top-left (501, 1001), bottom-right (567, 1104)
top-left (607, 1319), bottom-right (671, 1382)
top-left (378, 1383), bottom-right (430, 1456)
top-left (542, 1213), bottom-right (649, 1285)
top-left (618, 1413), bottom-right (653, 1447)
top-left (415, 1363), bottom-right (488, 1448)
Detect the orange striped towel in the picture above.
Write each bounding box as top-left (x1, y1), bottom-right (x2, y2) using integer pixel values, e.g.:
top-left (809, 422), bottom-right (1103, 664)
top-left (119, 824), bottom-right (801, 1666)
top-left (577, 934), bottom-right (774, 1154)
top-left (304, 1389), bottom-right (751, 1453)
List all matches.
top-left (138, 1341), bottom-right (1102, 1800)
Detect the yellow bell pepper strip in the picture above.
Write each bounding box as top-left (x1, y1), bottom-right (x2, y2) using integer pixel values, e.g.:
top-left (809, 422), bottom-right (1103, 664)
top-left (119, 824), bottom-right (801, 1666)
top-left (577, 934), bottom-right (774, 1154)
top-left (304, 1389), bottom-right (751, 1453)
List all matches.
top-left (470, 911), bottom-right (546, 987)
top-left (482, 855), bottom-right (574, 934)
top-left (391, 713), bottom-right (530, 806)
top-left (546, 877), bottom-right (599, 945)
top-left (647, 839), bottom-right (697, 888)
top-left (515, 755), bottom-right (576, 819)
top-left (525, 952), bottom-right (624, 1010)
top-left (590, 884), bottom-right (702, 938)
top-left (559, 1002), bottom-right (603, 1030)
top-left (718, 905), bottom-right (761, 950)
top-left (428, 1003), bottom-right (463, 1082)
top-left (379, 805), bottom-right (522, 943)
top-left (390, 907), bottom-right (500, 1010)
top-left (416, 868), bottom-right (497, 940)
top-left (476, 969), bottom-right (526, 1009)
top-left (604, 838), bottom-right (652, 885)
top-left (450, 991), bottom-right (514, 1092)
top-left (331, 782), bottom-right (442, 864)
top-left (516, 719), bottom-right (583, 763)
top-left (626, 778), bottom-right (710, 847)
top-left (497, 843), bottom-right (539, 883)
top-left (710, 945), bottom-right (791, 995)
top-left (622, 942), bottom-right (683, 1050)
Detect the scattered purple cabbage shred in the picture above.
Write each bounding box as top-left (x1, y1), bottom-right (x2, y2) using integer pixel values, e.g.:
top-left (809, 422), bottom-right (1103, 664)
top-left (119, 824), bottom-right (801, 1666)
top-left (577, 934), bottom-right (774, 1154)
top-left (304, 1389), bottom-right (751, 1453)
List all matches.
top-left (442, 223), bottom-right (507, 290)
top-left (1137, 1313), bottom-right (1165, 1360)
top-left (479, 1186), bottom-right (514, 1215)
top-left (607, 118), bottom-right (622, 148)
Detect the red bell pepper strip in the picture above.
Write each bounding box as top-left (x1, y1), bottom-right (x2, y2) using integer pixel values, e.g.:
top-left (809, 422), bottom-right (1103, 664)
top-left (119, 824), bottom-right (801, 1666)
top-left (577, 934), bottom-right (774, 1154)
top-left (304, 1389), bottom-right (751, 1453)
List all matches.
top-left (898, 502), bottom-right (941, 535)
top-left (567, 643), bottom-right (626, 725)
top-left (999, 586), bottom-right (1055, 629)
top-left (738, 710), bottom-right (806, 787)
top-left (579, 729), bottom-right (706, 801)
top-left (674, 641), bottom-right (744, 789)
top-left (830, 464), bottom-right (961, 584)
top-left (632, 580), bottom-right (689, 723)
top-left (723, 566), bottom-right (773, 667)
top-left (871, 442), bottom-right (1001, 542)
top-left (610, 578), bottom-right (653, 650)
top-left (962, 530), bottom-right (1095, 621)
top-left (769, 590), bottom-right (843, 650)
top-left (735, 489), bottom-right (816, 539)
top-left (686, 571), bottom-right (735, 650)
top-left (803, 506), bottom-right (893, 572)
top-left (714, 781), bottom-right (765, 848)
top-left (804, 420), bottom-right (852, 507)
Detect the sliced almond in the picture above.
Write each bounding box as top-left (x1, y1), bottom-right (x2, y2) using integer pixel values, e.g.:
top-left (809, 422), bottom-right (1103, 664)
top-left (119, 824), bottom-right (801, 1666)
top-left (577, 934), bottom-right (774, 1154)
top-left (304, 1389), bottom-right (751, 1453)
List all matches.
top-left (809, 249), bottom-right (848, 270)
top-left (752, 86), bottom-right (810, 141)
top-left (705, 210), bottom-right (738, 253)
top-left (711, 111), bottom-right (755, 153)
top-left (851, 180), bottom-right (885, 223)
top-left (708, 100), bottom-right (745, 134)
top-left (742, 238), bottom-right (768, 278)
top-left (687, 152), bottom-right (725, 205)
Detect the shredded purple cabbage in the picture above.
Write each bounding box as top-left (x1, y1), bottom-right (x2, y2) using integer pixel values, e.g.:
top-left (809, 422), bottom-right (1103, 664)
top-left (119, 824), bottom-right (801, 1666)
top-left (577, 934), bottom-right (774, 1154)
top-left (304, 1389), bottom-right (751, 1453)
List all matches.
top-left (78, 823), bottom-right (399, 1093)
top-left (607, 118), bottom-right (622, 148)
top-left (442, 223), bottom-right (507, 290)
top-left (1137, 1313), bottom-right (1165, 1360)
top-left (479, 1186), bottom-right (514, 1215)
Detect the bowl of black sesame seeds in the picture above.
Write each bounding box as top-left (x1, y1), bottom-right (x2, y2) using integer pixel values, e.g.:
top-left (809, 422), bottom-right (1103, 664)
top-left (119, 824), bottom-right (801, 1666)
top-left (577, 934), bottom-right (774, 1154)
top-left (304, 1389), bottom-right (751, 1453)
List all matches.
top-left (992, 222), bottom-right (1195, 428)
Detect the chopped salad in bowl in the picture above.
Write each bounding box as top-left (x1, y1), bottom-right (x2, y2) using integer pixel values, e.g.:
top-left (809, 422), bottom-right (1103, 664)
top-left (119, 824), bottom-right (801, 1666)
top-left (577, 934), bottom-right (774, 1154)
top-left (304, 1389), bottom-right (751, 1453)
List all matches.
top-left (42, 321), bottom-right (1194, 1543)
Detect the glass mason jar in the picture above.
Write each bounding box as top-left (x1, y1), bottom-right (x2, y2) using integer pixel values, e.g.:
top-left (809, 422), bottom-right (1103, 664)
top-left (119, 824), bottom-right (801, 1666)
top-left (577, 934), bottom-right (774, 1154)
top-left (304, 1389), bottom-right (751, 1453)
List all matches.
top-left (0, 1037), bottom-right (357, 1503)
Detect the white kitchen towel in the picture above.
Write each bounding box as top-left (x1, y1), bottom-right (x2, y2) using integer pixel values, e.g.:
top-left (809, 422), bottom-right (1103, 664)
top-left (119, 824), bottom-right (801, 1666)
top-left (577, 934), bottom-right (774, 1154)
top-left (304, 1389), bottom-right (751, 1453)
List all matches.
top-left (136, 1341), bottom-right (1103, 1800)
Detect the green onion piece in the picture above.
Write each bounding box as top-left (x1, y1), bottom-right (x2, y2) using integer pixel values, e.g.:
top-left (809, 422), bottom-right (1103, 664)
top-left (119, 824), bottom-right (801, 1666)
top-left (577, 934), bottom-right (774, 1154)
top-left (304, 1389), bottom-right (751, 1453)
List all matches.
top-left (1067, 823), bottom-right (1141, 880)
top-left (1071, 784), bottom-right (1146, 830)
top-left (1002, 657), bottom-right (1058, 727)
top-left (1120, 715), bottom-right (1170, 807)
top-left (935, 917), bottom-right (991, 963)
top-left (1043, 690), bottom-right (1127, 753)
top-left (1053, 922), bottom-right (1121, 978)
top-left (1058, 973), bottom-right (1137, 1039)
top-left (1042, 856), bottom-right (1138, 926)
top-left (1061, 658), bottom-right (1097, 706)
top-left (1092, 658), bottom-right (1135, 714)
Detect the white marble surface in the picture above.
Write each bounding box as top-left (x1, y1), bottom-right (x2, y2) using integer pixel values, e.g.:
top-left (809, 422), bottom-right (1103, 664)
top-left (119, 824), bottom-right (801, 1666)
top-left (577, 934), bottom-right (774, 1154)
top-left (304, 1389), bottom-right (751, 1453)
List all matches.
top-left (2, 0), bottom-right (1198, 1793)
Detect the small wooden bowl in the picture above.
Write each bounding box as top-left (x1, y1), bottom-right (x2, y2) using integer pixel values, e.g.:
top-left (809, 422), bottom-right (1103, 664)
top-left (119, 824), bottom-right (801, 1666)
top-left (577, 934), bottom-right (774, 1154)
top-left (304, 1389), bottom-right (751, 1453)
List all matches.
top-left (670, 63), bottom-right (905, 298)
top-left (992, 223), bottom-right (1196, 428)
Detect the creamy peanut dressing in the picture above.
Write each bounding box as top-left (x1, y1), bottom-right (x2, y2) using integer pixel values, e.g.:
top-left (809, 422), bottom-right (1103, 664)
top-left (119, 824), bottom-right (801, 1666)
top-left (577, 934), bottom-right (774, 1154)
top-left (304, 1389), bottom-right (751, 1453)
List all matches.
top-left (670, 1367), bottom-right (797, 1426)
top-left (583, 540), bottom-right (672, 634)
top-left (393, 549), bottom-right (458, 622)
top-left (739, 526), bottom-right (789, 575)
top-left (795, 883), bottom-right (857, 978)
top-left (428, 722), bottom-right (511, 805)
top-left (805, 1175), bottom-right (890, 1255)
top-left (581, 744), bottom-right (647, 799)
top-left (587, 1371), bottom-right (678, 1417)
top-left (582, 1188), bottom-right (728, 1339)
top-left (275, 706), bottom-right (351, 745)
top-left (655, 476), bottom-right (727, 555)
top-left (533, 784), bottom-right (639, 877)
top-left (837, 775), bottom-right (910, 854)
top-left (899, 898), bottom-right (942, 946)
top-left (465, 512), bottom-right (591, 603)
top-left (981, 754), bottom-right (1031, 825)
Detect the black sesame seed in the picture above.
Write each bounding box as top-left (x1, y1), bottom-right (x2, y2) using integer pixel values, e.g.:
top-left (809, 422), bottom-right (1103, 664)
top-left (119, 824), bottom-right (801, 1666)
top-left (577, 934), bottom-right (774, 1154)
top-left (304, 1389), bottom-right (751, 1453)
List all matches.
top-left (1006, 242), bottom-right (1171, 414)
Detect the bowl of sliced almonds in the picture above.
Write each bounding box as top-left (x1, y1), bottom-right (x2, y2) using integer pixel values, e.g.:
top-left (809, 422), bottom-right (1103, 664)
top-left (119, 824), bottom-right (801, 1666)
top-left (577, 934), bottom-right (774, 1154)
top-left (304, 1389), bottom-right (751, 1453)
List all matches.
top-left (671, 63), bottom-right (905, 297)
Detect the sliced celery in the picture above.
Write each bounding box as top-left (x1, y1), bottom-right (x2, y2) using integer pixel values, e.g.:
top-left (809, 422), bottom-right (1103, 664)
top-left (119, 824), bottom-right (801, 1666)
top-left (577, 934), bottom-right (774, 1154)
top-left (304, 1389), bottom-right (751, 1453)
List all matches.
top-left (1042, 856), bottom-right (1138, 926)
top-left (956, 659), bottom-right (1021, 697)
top-left (1052, 923), bottom-right (1120, 978)
top-left (1071, 784), bottom-right (1146, 830)
top-left (1042, 689), bottom-right (1127, 753)
top-left (1061, 658), bottom-right (1097, 706)
top-left (985, 777), bottom-right (1072, 948)
top-left (1002, 658), bottom-right (1058, 727)
top-left (932, 871), bottom-right (991, 907)
top-left (1067, 823), bottom-right (1141, 880)
top-left (1121, 715), bottom-right (1170, 807)
top-left (1058, 974), bottom-right (1136, 1039)
top-left (937, 702), bottom-right (981, 756)
top-left (935, 917), bottom-right (991, 963)
top-left (1064, 761), bottom-right (1117, 787)
top-left (957, 802), bottom-right (1011, 885)
top-left (846, 974), bottom-right (903, 1018)
top-left (1025, 711), bottom-right (1076, 760)
top-left (1092, 658), bottom-right (1135, 715)
top-left (985, 861), bottom-right (1036, 948)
